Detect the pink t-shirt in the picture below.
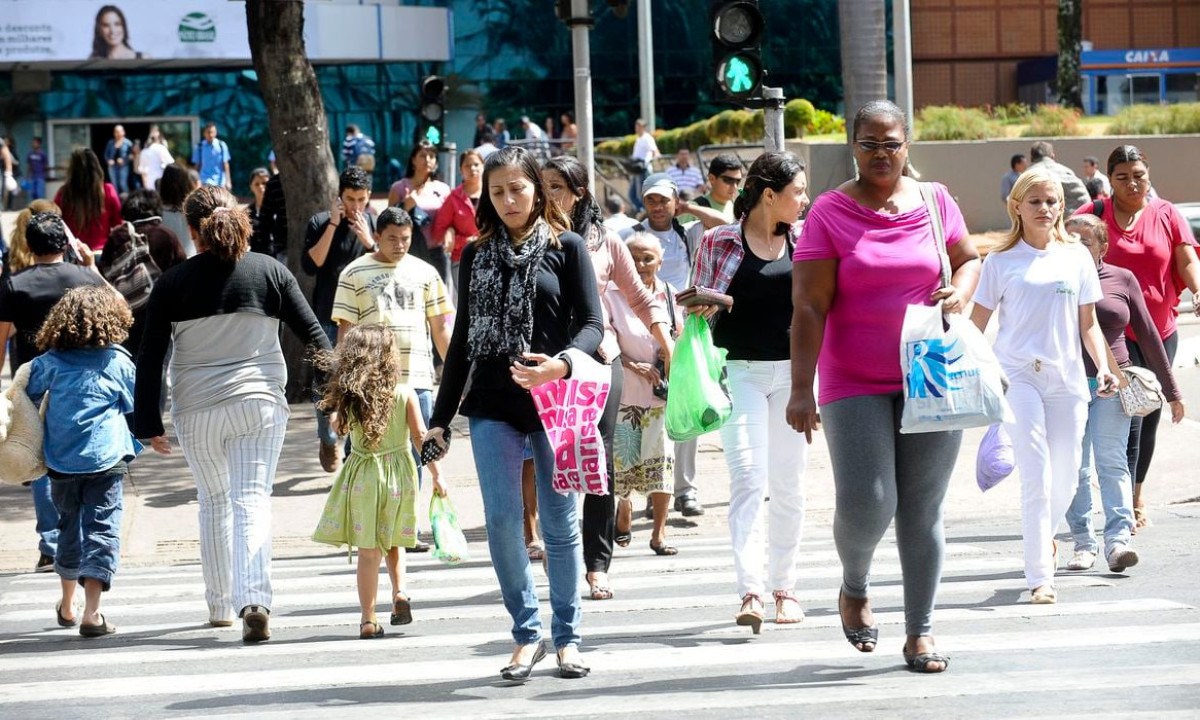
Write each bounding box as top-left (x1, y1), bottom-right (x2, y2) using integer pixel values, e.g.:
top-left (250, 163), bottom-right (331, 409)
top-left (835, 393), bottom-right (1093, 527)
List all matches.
top-left (792, 183), bottom-right (967, 405)
top-left (1073, 197), bottom-right (1196, 342)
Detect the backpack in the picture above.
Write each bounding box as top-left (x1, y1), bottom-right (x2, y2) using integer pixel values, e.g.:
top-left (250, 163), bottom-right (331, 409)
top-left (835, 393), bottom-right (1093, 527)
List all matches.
top-left (1090, 199), bottom-right (1105, 217)
top-left (101, 221), bottom-right (162, 311)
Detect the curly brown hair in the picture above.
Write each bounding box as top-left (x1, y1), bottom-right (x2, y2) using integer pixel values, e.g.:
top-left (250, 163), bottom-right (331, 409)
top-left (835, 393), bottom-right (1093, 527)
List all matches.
top-left (36, 285), bottom-right (133, 352)
top-left (317, 324), bottom-right (401, 450)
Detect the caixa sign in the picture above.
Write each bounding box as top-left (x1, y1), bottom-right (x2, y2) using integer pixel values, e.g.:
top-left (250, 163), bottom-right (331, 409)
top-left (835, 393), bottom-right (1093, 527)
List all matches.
top-left (1082, 47), bottom-right (1200, 70)
top-left (1125, 50), bottom-right (1170, 64)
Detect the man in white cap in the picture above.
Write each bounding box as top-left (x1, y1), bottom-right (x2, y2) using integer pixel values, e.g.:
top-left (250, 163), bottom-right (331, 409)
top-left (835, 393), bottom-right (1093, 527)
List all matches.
top-left (620, 172), bottom-right (705, 518)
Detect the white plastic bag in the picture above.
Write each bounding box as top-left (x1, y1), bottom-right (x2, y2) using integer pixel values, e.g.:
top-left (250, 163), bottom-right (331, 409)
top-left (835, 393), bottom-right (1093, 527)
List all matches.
top-left (900, 303), bottom-right (1013, 434)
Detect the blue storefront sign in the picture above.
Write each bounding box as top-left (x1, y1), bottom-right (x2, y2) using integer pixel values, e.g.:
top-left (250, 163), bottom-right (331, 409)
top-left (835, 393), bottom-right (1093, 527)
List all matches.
top-left (1081, 48), bottom-right (1200, 115)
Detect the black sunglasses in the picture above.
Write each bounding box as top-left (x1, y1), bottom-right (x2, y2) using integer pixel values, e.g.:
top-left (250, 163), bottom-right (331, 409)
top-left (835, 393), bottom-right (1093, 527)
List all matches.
top-left (717, 174), bottom-right (743, 186)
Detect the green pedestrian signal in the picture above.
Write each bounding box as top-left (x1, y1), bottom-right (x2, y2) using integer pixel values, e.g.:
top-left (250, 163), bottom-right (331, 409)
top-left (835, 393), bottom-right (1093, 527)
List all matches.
top-left (710, 1), bottom-right (765, 103)
top-left (725, 56), bottom-right (753, 93)
top-left (424, 125), bottom-right (442, 146)
top-left (417, 74), bottom-right (446, 148)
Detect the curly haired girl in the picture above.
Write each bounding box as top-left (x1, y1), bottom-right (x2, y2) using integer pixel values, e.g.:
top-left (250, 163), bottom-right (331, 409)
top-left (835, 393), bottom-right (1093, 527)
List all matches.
top-left (312, 324), bottom-right (446, 638)
top-left (28, 285), bottom-right (142, 638)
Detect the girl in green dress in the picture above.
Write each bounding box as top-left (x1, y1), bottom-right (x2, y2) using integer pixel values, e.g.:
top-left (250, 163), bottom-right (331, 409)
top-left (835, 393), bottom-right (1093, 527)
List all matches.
top-left (313, 324), bottom-right (446, 638)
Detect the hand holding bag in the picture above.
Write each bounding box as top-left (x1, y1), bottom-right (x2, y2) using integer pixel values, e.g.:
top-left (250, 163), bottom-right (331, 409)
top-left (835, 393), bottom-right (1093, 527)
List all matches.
top-left (899, 185), bottom-right (1013, 433)
top-left (665, 314), bottom-right (731, 441)
top-left (674, 286), bottom-right (734, 310)
top-left (1118, 366), bottom-right (1165, 417)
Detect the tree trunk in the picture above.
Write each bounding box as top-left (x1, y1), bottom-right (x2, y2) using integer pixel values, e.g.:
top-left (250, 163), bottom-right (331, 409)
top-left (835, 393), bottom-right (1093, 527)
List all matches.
top-left (245, 0), bottom-right (338, 400)
top-left (837, 0), bottom-right (889, 142)
top-left (1056, 0), bottom-right (1083, 109)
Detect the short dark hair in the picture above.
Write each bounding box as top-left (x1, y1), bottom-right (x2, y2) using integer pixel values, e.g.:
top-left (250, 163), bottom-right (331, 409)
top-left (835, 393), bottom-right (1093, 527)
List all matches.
top-left (1083, 155), bottom-right (1099, 167)
top-left (32, 136), bottom-right (42, 143)
top-left (26, 212), bottom-right (70, 255)
top-left (1010, 153), bottom-right (1026, 171)
top-left (1030, 141), bottom-right (1054, 162)
top-left (204, 122), bottom-right (217, 132)
top-left (1084, 176), bottom-right (1105, 200)
top-left (346, 124), bottom-right (360, 135)
top-left (707, 153), bottom-right (743, 177)
top-left (376, 207), bottom-right (413, 234)
top-left (852, 100), bottom-right (911, 141)
top-left (121, 189), bottom-right (164, 223)
top-left (159, 164), bottom-right (193, 208)
top-left (1106, 144), bottom-right (1149, 176)
top-left (338, 166), bottom-right (372, 195)
top-left (604, 194), bottom-right (625, 215)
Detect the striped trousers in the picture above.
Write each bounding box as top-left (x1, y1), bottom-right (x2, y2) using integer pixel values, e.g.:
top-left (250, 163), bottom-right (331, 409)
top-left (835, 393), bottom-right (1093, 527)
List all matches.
top-left (174, 398), bottom-right (289, 621)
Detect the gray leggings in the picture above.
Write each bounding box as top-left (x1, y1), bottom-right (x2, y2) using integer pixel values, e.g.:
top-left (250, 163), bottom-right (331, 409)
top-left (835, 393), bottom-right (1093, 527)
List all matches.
top-left (822, 392), bottom-right (961, 636)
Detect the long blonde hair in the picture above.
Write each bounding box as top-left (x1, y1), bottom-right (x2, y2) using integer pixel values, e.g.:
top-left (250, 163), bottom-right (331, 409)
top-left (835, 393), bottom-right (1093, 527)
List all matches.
top-left (993, 168), bottom-right (1075, 254)
top-left (7, 199), bottom-right (62, 272)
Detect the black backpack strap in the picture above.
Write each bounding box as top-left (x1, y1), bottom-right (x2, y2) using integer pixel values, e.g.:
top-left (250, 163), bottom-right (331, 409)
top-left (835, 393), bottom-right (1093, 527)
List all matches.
top-left (1091, 199), bottom-right (1104, 217)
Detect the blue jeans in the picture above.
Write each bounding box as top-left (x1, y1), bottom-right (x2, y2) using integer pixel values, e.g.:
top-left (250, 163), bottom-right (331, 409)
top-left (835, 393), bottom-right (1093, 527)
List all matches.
top-left (108, 163), bottom-right (129, 194)
top-left (28, 177), bottom-right (46, 200)
top-left (413, 388), bottom-right (432, 485)
top-left (32, 476), bottom-right (59, 557)
top-left (315, 321), bottom-right (340, 446)
top-left (469, 417), bottom-right (582, 649)
top-left (51, 463), bottom-right (126, 591)
top-left (1067, 387), bottom-right (1134, 555)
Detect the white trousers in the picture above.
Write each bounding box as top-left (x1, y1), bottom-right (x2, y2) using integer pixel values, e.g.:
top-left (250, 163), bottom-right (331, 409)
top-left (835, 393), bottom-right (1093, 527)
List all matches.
top-left (719, 360), bottom-right (807, 598)
top-left (174, 399), bottom-right (289, 619)
top-left (1004, 367), bottom-right (1088, 590)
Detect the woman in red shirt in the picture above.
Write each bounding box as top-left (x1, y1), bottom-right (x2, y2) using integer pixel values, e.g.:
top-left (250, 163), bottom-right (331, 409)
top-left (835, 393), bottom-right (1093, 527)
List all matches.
top-left (55, 148), bottom-right (122, 252)
top-left (431, 148), bottom-right (483, 299)
top-left (1075, 145), bottom-right (1200, 528)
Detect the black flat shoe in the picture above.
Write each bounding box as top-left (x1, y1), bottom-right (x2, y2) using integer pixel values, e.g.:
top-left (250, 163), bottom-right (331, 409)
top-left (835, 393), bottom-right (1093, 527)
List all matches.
top-left (500, 642), bottom-right (546, 682)
top-left (556, 649), bottom-right (591, 679)
top-left (838, 589), bottom-right (878, 652)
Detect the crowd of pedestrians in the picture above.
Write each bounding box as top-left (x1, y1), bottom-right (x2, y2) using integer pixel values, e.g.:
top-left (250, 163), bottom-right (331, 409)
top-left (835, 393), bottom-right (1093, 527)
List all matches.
top-left (1, 98), bottom-right (1196, 686)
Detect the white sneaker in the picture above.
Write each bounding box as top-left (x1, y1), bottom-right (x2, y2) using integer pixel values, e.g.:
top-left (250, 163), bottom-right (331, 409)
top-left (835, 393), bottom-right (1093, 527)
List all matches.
top-left (1066, 550), bottom-right (1096, 571)
top-left (1106, 545), bottom-right (1139, 573)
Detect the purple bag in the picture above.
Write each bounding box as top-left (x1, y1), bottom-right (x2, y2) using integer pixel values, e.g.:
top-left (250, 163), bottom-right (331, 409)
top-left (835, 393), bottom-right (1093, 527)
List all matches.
top-left (976, 424), bottom-right (1014, 492)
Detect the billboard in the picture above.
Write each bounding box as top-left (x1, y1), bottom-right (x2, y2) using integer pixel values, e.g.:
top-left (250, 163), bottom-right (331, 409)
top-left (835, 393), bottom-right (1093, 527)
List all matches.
top-left (0, 1), bottom-right (452, 66)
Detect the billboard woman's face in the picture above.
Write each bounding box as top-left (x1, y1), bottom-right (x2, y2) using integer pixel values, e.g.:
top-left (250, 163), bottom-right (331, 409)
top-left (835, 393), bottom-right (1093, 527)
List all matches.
top-left (99, 11), bottom-right (125, 48)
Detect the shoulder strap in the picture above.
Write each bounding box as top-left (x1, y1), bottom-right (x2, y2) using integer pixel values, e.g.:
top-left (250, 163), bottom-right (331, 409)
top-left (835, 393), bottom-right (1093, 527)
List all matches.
top-left (1091, 199), bottom-right (1104, 217)
top-left (919, 182), bottom-right (952, 288)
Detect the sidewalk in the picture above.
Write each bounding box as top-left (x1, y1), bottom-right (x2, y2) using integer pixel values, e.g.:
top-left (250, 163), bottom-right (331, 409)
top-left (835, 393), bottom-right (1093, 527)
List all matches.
top-left (3, 403), bottom-right (1198, 573)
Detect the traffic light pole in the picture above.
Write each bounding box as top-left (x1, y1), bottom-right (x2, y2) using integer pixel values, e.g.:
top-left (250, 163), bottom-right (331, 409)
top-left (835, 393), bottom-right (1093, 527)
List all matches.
top-left (762, 86), bottom-right (786, 153)
top-left (568, 0), bottom-right (596, 193)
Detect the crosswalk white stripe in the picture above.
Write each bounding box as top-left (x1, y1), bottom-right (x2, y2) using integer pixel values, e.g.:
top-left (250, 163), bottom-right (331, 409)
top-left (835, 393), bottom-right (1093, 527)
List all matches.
top-left (0, 555), bottom-right (1028, 607)
top-left (0, 573), bottom-right (1116, 625)
top-left (2, 624), bottom-right (1198, 705)
top-left (0, 599), bottom-right (1187, 674)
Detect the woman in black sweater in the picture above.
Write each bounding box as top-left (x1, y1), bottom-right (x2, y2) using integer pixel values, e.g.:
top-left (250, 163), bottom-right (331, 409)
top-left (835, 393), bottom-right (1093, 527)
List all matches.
top-left (426, 147), bottom-right (603, 681)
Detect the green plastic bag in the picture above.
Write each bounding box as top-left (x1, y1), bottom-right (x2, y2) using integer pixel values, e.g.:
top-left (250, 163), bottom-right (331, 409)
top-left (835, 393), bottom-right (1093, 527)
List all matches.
top-left (665, 314), bottom-right (731, 441)
top-left (429, 494), bottom-right (470, 565)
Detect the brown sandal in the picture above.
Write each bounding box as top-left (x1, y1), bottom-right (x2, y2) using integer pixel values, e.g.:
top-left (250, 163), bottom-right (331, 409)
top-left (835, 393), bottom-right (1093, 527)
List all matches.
top-left (359, 620), bottom-right (385, 639)
top-left (772, 590), bottom-right (804, 624)
top-left (735, 593), bottom-right (764, 634)
top-left (390, 594), bottom-right (413, 626)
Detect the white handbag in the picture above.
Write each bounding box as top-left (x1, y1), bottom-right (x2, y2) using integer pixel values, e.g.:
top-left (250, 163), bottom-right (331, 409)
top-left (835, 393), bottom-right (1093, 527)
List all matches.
top-left (1118, 366), bottom-right (1165, 418)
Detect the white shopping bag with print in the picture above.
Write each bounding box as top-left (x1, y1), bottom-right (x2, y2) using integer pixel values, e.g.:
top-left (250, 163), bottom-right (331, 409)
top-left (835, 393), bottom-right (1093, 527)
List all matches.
top-left (529, 349), bottom-right (611, 496)
top-left (900, 303), bottom-right (1012, 434)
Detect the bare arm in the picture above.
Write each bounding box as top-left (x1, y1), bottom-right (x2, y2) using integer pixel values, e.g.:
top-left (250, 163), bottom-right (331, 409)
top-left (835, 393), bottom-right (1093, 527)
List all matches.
top-left (306, 203), bottom-right (343, 269)
top-left (678, 200), bottom-right (730, 230)
top-left (429, 312), bottom-right (452, 360)
top-left (931, 236), bottom-right (982, 313)
top-left (969, 303), bottom-right (993, 334)
top-left (785, 259), bottom-right (837, 442)
top-left (1173, 243), bottom-right (1200, 315)
top-left (337, 319), bottom-right (351, 344)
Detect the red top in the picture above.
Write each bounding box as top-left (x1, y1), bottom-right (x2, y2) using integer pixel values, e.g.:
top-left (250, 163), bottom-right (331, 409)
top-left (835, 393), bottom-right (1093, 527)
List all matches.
top-left (1075, 197), bottom-right (1197, 341)
top-left (55, 183), bottom-right (122, 251)
top-left (430, 184), bottom-right (479, 263)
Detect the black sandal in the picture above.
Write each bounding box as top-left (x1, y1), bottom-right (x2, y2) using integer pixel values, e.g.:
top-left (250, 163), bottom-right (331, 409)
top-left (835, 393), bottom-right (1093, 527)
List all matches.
top-left (55, 601), bottom-right (77, 628)
top-left (838, 589), bottom-right (878, 652)
top-left (79, 614), bottom-right (117, 638)
top-left (614, 529), bottom-right (632, 548)
top-left (359, 621), bottom-right (385, 639)
top-left (903, 648), bottom-right (950, 673)
top-left (649, 541), bottom-right (677, 556)
top-left (390, 595), bottom-right (413, 626)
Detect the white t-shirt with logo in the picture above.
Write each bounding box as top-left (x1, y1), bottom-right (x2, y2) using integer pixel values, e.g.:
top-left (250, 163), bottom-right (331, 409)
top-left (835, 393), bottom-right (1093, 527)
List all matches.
top-left (973, 239), bottom-right (1101, 398)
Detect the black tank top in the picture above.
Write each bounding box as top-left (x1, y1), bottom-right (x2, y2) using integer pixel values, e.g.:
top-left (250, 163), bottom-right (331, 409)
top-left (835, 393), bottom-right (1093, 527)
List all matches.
top-left (712, 231), bottom-right (793, 361)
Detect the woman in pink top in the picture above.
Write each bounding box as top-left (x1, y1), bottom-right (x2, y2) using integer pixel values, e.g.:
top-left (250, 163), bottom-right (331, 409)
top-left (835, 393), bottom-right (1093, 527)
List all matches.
top-left (54, 148), bottom-right (122, 251)
top-left (1073, 145), bottom-right (1200, 528)
top-left (542, 155), bottom-right (673, 601)
top-left (388, 140), bottom-right (451, 284)
top-left (787, 100), bottom-right (981, 674)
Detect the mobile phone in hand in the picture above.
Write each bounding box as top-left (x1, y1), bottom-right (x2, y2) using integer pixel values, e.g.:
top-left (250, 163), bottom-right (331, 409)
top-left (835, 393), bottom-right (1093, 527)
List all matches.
top-left (420, 428), bottom-right (451, 465)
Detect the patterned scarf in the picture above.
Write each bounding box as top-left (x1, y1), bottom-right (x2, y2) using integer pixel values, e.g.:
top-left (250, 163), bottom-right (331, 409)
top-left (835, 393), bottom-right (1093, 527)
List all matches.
top-left (467, 220), bottom-right (551, 361)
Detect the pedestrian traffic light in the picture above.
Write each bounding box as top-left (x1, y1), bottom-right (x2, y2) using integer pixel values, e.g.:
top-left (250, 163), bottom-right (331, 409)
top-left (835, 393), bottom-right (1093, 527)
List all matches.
top-left (710, 1), bottom-right (765, 103)
top-left (418, 75), bottom-right (446, 147)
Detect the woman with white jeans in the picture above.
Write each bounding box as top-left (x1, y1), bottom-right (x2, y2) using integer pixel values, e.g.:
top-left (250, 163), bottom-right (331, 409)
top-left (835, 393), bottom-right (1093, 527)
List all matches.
top-left (970, 169), bottom-right (1119, 605)
top-left (689, 151), bottom-right (810, 633)
top-left (135, 186), bottom-right (330, 642)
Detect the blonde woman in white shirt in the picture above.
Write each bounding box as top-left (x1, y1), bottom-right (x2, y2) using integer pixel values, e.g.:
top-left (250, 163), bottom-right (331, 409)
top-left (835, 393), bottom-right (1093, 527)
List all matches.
top-left (138, 128), bottom-right (174, 191)
top-left (970, 169), bottom-right (1119, 606)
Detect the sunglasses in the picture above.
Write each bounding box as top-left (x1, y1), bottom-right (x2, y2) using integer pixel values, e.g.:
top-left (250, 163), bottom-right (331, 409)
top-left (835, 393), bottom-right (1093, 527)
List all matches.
top-left (855, 140), bottom-right (906, 154)
top-left (717, 175), bottom-right (743, 186)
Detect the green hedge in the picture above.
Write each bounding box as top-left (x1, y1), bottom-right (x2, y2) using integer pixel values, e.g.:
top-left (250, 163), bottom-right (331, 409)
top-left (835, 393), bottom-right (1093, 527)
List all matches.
top-left (1021, 104), bottom-right (1083, 137)
top-left (1109, 102), bottom-right (1200, 135)
top-left (916, 106), bottom-right (995, 141)
top-left (595, 100), bottom-right (845, 156)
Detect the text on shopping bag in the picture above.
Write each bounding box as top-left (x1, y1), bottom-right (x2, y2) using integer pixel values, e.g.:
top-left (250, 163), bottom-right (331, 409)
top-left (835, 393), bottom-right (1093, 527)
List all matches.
top-left (530, 356), bottom-right (611, 495)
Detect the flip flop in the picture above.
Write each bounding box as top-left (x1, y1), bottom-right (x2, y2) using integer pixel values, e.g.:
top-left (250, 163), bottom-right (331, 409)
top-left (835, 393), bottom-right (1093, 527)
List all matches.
top-left (79, 614), bottom-right (117, 638)
top-left (904, 648), bottom-right (950, 673)
top-left (649, 541), bottom-right (677, 556)
top-left (588, 578), bottom-right (613, 601)
top-left (614, 529), bottom-right (632, 548)
top-left (55, 601), bottom-right (77, 628)
top-left (390, 595), bottom-right (413, 626)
